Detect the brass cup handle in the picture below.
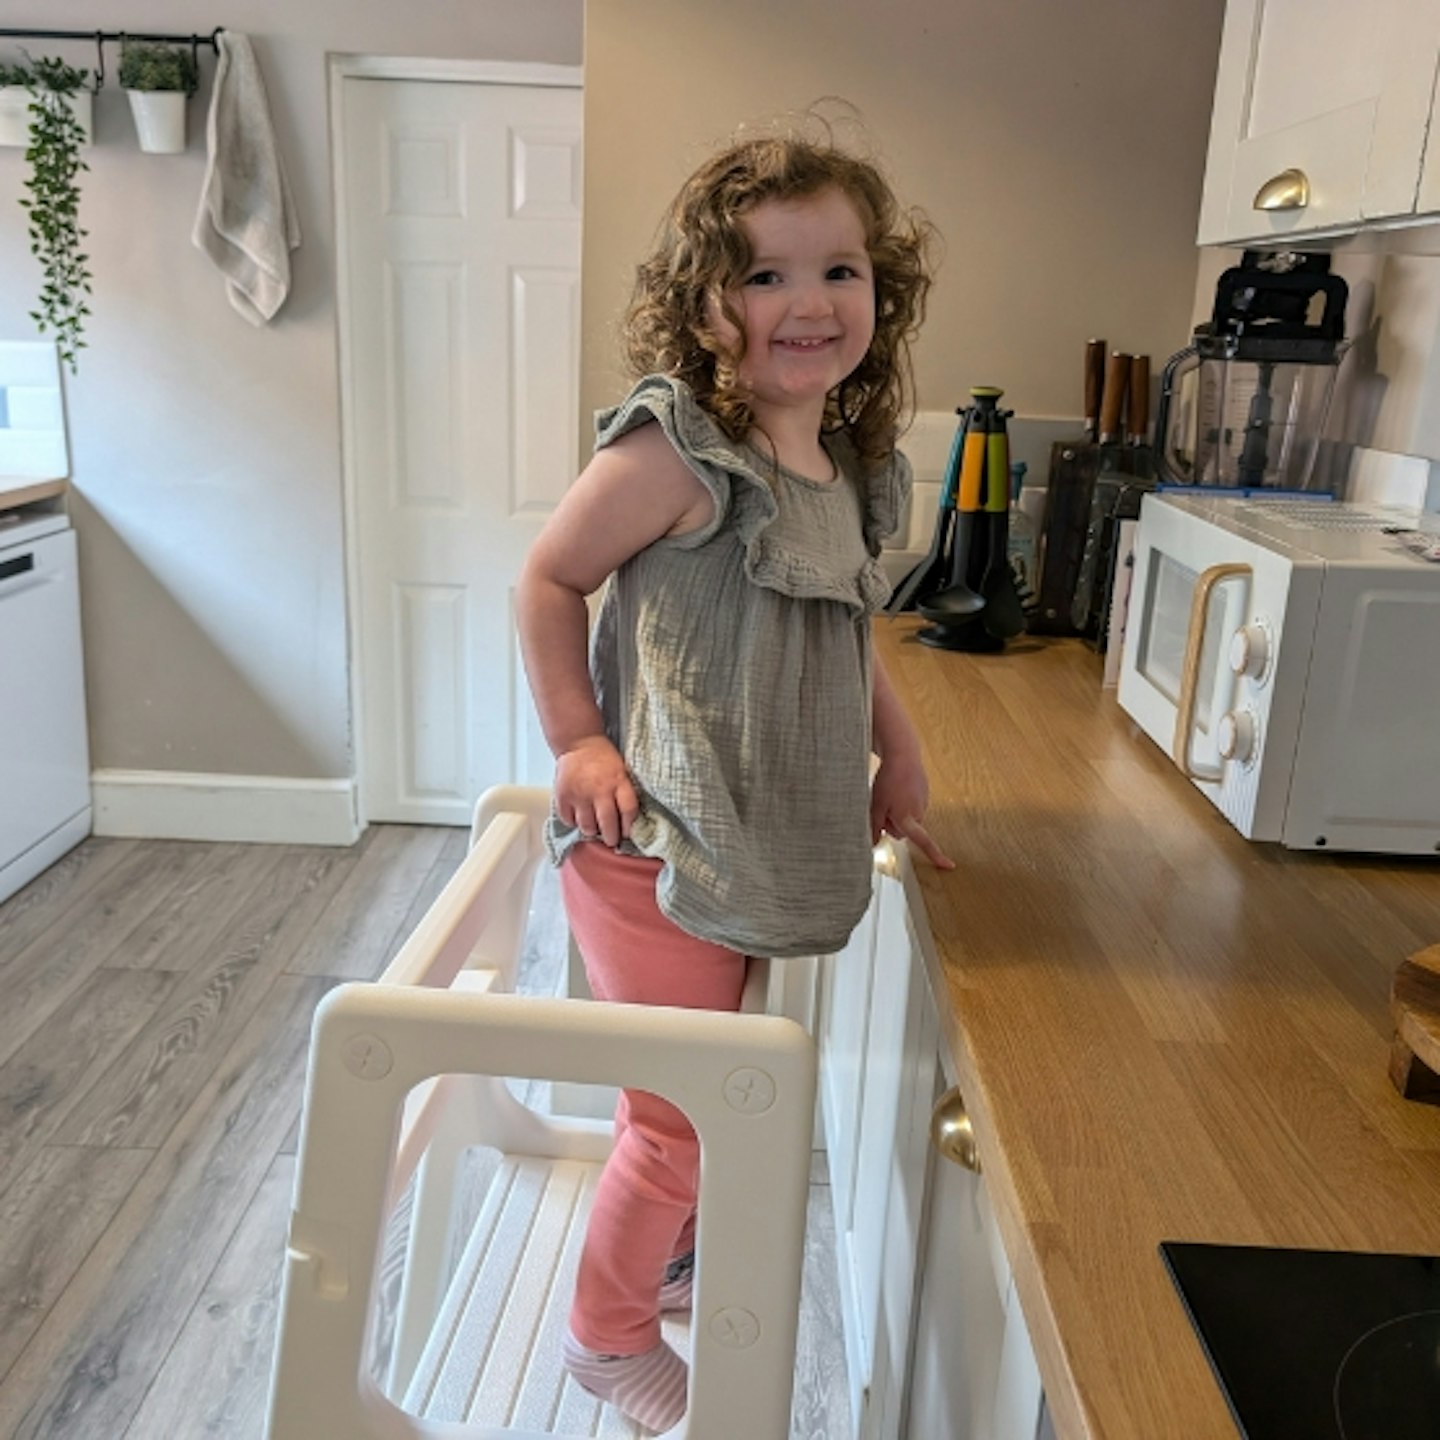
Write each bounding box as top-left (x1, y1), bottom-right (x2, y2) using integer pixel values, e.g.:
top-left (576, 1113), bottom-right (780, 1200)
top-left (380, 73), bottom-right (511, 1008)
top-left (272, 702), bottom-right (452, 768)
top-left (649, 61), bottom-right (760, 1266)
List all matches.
top-left (1254, 168), bottom-right (1310, 212)
top-left (930, 1086), bottom-right (981, 1172)
top-left (1173, 563), bottom-right (1251, 781)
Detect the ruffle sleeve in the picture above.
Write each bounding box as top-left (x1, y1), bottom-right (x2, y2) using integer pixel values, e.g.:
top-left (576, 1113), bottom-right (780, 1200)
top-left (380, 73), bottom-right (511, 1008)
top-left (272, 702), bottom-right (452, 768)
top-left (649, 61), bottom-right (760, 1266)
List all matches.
top-left (594, 374), bottom-right (907, 616)
top-left (861, 445), bottom-right (912, 557)
top-left (594, 375), bottom-right (777, 552)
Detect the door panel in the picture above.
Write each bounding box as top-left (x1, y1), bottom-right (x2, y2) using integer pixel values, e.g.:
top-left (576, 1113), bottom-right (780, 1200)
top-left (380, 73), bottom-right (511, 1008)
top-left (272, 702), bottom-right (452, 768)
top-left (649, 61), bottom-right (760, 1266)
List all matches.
top-left (341, 75), bottom-right (582, 823)
top-left (1202, 0), bottom-right (1440, 242)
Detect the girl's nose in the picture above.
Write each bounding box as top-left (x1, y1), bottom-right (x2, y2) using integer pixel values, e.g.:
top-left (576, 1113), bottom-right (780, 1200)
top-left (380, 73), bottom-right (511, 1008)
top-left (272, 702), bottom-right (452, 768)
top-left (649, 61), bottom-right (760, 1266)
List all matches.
top-left (792, 283), bottom-right (834, 318)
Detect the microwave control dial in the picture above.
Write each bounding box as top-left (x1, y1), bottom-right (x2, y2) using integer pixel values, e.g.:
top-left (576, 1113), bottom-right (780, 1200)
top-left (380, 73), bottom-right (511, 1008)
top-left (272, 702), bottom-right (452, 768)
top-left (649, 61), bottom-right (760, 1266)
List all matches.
top-left (1217, 707), bottom-right (1258, 765)
top-left (1229, 621), bottom-right (1272, 681)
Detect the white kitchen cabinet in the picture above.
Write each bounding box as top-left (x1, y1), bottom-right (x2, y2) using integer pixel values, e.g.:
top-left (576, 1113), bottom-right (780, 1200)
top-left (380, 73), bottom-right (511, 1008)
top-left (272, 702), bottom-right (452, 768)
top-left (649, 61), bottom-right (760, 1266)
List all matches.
top-left (817, 844), bottom-right (1045, 1440)
top-left (1198, 0), bottom-right (1440, 246)
top-left (906, 1097), bottom-right (1046, 1440)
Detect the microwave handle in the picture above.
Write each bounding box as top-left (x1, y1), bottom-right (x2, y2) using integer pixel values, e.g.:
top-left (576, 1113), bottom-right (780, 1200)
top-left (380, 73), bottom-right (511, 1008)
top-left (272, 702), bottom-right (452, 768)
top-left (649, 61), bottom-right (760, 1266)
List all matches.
top-left (1172, 562), bottom-right (1251, 780)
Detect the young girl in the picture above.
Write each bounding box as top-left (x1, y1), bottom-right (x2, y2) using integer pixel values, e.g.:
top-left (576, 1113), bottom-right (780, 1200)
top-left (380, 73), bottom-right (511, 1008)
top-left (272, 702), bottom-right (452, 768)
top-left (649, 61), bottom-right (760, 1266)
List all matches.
top-left (515, 129), bottom-right (952, 1433)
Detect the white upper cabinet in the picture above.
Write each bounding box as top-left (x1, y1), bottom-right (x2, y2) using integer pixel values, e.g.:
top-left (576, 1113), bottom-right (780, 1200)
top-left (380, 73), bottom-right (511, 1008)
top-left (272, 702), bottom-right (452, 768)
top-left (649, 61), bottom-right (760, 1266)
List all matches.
top-left (1198, 0), bottom-right (1440, 245)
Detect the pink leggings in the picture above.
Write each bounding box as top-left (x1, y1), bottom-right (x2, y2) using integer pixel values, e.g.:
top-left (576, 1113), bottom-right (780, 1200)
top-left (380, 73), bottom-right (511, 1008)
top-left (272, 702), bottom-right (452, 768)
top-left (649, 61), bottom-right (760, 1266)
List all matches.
top-left (560, 841), bottom-right (748, 1355)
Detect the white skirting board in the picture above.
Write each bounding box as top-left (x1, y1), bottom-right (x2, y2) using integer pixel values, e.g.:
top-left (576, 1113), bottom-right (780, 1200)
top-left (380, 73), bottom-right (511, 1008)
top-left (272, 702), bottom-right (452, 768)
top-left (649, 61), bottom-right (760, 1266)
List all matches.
top-left (91, 769), bottom-right (361, 846)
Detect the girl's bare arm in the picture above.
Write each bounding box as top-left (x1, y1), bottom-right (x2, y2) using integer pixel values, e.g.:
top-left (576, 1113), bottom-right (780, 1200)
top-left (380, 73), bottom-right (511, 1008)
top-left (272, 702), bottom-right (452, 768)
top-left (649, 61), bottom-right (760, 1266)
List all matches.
top-left (516, 421), bottom-right (711, 844)
top-left (870, 653), bottom-right (954, 868)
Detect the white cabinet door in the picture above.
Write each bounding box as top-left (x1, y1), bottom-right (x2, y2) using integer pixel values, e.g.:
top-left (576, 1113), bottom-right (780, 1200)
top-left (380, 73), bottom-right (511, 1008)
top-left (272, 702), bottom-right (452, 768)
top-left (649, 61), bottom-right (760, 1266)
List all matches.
top-left (819, 849), bottom-right (1045, 1440)
top-left (820, 854), bottom-right (941, 1440)
top-left (904, 1062), bottom-right (1044, 1440)
top-left (864, 873), bottom-right (941, 1440)
top-left (821, 869), bottom-right (881, 1253)
top-left (1198, 0), bottom-right (1440, 244)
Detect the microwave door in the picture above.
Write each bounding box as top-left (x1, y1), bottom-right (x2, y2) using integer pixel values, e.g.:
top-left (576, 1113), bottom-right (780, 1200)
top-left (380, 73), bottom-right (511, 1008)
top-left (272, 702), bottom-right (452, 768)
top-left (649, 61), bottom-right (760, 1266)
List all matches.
top-left (1121, 547), bottom-right (1244, 776)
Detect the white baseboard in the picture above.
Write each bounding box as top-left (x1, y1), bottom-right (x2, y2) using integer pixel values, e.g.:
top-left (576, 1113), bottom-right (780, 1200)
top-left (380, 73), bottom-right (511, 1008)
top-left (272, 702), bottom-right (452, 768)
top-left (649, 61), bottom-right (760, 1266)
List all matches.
top-left (91, 769), bottom-right (361, 846)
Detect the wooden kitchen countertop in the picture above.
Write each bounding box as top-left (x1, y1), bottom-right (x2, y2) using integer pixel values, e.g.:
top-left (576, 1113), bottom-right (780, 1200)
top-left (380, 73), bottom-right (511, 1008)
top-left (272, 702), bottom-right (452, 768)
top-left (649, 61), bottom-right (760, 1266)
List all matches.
top-left (875, 618), bottom-right (1440, 1440)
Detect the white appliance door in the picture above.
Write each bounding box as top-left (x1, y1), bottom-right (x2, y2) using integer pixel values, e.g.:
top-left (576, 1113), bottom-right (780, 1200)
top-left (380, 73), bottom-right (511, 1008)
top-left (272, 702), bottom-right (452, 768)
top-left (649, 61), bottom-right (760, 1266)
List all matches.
top-left (1117, 498), bottom-right (1314, 839)
top-left (1284, 568), bottom-right (1440, 852)
top-left (0, 528), bottom-right (91, 876)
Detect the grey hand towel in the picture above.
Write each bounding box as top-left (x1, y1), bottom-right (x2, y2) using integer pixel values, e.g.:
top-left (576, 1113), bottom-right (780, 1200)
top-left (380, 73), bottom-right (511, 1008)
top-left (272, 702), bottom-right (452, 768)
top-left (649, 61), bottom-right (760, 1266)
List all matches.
top-left (192, 32), bottom-right (301, 325)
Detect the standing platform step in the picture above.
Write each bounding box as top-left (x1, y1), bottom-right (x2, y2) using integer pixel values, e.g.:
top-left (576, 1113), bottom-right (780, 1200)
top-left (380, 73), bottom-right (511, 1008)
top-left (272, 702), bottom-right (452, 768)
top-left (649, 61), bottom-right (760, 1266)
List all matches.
top-left (404, 1155), bottom-right (688, 1436)
top-left (265, 787), bottom-right (815, 1440)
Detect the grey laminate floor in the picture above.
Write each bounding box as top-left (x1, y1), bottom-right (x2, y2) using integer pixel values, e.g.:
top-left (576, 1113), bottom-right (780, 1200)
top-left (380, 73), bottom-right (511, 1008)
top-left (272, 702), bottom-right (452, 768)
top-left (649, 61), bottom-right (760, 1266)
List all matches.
top-left (0, 827), bottom-right (849, 1439)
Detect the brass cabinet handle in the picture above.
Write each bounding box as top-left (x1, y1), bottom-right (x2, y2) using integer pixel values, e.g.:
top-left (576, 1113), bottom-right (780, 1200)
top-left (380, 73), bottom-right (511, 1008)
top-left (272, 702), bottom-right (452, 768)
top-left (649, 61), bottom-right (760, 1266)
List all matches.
top-left (1172, 563), bottom-right (1251, 782)
top-left (1253, 168), bottom-right (1310, 211)
top-left (930, 1086), bottom-right (981, 1172)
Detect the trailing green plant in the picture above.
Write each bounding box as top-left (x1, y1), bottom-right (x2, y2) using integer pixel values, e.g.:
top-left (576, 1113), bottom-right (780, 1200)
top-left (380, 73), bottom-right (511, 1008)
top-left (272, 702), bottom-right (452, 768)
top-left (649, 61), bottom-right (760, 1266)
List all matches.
top-left (118, 41), bottom-right (198, 94)
top-left (3, 56), bottom-right (92, 372)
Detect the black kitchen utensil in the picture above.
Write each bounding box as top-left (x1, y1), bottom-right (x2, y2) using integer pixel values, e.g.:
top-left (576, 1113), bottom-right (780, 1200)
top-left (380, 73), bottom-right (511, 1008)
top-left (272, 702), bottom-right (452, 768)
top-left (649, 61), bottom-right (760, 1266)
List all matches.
top-left (887, 407), bottom-right (968, 615)
top-left (978, 402), bottom-right (1026, 641)
top-left (918, 387), bottom-right (1008, 652)
top-left (917, 400), bottom-right (988, 625)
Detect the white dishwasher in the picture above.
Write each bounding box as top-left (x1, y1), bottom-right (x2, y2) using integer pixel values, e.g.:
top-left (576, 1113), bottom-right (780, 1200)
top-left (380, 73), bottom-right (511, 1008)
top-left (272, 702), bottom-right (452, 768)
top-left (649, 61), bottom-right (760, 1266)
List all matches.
top-left (0, 507), bottom-right (92, 905)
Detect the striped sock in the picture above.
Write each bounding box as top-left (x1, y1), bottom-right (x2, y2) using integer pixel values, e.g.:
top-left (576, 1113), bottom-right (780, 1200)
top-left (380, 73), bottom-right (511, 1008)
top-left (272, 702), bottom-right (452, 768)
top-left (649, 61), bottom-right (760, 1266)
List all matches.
top-left (658, 1250), bottom-right (694, 1313)
top-left (562, 1331), bottom-right (688, 1434)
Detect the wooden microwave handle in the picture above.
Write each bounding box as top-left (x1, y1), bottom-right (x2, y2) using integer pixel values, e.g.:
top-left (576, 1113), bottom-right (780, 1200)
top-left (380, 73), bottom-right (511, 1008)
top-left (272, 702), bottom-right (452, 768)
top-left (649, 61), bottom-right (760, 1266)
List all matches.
top-left (1173, 563), bottom-right (1251, 780)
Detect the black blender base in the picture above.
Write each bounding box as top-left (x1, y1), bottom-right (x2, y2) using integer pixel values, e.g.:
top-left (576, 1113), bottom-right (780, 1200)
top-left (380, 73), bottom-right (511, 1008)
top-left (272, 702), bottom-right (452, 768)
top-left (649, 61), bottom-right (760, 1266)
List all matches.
top-left (916, 620), bottom-right (1005, 652)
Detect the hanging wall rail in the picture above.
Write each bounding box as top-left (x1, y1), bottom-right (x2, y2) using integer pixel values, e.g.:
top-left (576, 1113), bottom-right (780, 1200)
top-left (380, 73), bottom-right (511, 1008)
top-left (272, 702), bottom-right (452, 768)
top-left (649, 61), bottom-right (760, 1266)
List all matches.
top-left (0, 29), bottom-right (222, 48)
top-left (0, 28), bottom-right (224, 90)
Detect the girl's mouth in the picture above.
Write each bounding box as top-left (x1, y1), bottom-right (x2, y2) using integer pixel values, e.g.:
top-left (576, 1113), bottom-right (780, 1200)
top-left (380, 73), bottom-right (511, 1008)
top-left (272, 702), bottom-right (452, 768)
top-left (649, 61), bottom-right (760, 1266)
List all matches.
top-left (775, 337), bottom-right (836, 351)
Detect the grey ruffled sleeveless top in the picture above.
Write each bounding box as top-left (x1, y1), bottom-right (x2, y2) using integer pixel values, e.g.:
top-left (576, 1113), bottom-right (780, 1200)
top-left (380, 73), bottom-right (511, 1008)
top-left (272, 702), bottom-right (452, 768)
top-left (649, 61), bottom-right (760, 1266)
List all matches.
top-left (546, 374), bottom-right (911, 958)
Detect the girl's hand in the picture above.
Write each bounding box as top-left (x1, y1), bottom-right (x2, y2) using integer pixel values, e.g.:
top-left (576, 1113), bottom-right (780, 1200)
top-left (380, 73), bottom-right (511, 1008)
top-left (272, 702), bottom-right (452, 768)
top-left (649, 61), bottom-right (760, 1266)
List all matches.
top-left (555, 735), bottom-right (640, 847)
top-left (870, 752), bottom-right (955, 870)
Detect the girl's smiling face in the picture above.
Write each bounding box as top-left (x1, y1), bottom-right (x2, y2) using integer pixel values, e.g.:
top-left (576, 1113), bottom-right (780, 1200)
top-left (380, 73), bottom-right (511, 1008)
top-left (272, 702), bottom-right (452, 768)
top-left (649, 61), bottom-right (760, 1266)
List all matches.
top-left (713, 186), bottom-right (877, 430)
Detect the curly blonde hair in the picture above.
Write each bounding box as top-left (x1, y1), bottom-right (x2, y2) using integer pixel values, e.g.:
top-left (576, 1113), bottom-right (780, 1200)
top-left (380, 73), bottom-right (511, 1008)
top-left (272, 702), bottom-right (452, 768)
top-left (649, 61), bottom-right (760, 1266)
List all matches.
top-left (623, 132), bottom-right (936, 466)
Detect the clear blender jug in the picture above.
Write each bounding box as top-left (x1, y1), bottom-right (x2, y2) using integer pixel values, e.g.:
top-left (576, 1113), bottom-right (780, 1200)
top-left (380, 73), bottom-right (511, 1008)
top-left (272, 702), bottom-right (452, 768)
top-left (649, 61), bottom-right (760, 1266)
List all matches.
top-left (1155, 251), bottom-right (1349, 492)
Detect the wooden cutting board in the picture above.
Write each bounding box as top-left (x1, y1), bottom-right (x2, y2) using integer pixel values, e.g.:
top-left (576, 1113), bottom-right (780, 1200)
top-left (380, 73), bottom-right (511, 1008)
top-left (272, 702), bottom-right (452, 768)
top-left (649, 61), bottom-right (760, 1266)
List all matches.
top-left (1390, 943), bottom-right (1440, 1101)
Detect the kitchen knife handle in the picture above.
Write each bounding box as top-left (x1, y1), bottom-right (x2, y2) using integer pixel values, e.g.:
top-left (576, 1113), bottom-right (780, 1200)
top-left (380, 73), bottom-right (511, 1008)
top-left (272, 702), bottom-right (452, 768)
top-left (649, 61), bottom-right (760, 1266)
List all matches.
top-left (1099, 351), bottom-right (1129, 444)
top-left (1084, 338), bottom-right (1106, 441)
top-left (1173, 563), bottom-right (1251, 781)
top-left (1127, 354), bottom-right (1151, 445)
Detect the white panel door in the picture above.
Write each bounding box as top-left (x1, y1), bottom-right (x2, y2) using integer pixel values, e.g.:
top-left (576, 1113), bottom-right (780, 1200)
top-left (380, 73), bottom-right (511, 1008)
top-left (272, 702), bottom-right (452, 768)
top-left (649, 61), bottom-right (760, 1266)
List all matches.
top-left (341, 75), bottom-right (581, 823)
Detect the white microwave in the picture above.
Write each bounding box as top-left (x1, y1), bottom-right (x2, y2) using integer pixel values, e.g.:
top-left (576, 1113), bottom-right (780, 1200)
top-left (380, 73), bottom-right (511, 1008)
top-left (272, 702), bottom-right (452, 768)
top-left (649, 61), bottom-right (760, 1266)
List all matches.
top-left (1117, 493), bottom-right (1440, 853)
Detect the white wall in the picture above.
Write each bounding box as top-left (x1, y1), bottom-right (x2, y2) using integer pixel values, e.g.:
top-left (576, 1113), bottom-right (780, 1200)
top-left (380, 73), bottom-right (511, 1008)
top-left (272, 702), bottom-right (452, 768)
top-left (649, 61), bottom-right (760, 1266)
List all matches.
top-left (0, 2), bottom-right (582, 800)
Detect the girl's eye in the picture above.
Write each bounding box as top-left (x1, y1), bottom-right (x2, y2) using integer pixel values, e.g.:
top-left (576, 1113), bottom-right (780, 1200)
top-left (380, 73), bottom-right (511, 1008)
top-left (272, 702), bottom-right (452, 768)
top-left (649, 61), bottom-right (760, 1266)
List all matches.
top-left (828, 264), bottom-right (863, 281)
top-left (744, 270), bottom-right (781, 287)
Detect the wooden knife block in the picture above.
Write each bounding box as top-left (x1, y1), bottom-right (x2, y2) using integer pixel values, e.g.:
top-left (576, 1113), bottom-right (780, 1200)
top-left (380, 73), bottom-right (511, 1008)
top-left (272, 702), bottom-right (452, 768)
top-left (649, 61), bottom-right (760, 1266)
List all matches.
top-left (1390, 944), bottom-right (1440, 1102)
top-left (1031, 440), bottom-right (1149, 637)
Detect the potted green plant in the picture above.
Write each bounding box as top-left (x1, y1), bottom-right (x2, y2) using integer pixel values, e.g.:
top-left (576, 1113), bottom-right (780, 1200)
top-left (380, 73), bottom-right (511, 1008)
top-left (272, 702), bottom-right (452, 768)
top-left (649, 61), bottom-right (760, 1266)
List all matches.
top-left (119, 41), bottom-right (197, 154)
top-left (0, 56), bottom-right (93, 148)
top-left (0, 56), bottom-right (93, 371)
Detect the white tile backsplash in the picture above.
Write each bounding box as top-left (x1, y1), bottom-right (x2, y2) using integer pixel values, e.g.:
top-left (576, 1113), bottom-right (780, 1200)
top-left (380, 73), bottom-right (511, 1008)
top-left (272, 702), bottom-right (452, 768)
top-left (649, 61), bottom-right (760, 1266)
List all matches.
top-left (0, 340), bottom-right (68, 482)
top-left (1347, 445), bottom-right (1440, 513)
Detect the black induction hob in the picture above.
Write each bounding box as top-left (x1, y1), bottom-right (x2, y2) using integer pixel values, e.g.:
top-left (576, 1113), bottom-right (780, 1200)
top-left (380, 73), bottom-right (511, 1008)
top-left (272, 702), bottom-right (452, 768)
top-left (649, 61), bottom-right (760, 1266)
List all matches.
top-left (1160, 1242), bottom-right (1440, 1440)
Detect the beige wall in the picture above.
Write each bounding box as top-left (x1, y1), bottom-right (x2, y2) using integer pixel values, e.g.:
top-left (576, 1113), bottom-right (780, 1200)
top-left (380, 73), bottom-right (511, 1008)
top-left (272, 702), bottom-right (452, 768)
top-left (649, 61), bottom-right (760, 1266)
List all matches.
top-left (0, 1), bottom-right (582, 781)
top-left (581, 0), bottom-right (1226, 436)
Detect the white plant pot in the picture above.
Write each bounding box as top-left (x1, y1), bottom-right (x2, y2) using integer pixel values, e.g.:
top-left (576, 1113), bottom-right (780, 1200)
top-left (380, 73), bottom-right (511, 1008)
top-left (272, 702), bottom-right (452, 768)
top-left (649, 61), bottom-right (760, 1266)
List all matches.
top-left (126, 89), bottom-right (187, 154)
top-left (0, 86), bottom-right (93, 148)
